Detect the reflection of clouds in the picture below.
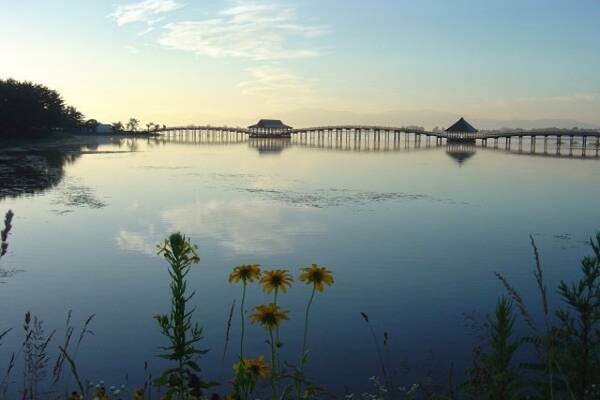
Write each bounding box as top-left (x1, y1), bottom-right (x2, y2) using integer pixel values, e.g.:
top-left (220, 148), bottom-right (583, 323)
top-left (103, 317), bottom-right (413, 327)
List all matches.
top-left (116, 229), bottom-right (157, 256)
top-left (162, 200), bottom-right (322, 255)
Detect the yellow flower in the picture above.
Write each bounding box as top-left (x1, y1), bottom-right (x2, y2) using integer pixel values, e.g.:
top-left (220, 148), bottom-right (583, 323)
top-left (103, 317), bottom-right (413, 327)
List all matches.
top-left (243, 355), bottom-right (270, 378)
top-left (250, 303), bottom-right (289, 329)
top-left (229, 264), bottom-right (261, 283)
top-left (260, 269), bottom-right (293, 294)
top-left (67, 392), bottom-right (81, 400)
top-left (133, 388), bottom-right (145, 400)
top-left (93, 387), bottom-right (110, 400)
top-left (299, 264), bottom-right (334, 292)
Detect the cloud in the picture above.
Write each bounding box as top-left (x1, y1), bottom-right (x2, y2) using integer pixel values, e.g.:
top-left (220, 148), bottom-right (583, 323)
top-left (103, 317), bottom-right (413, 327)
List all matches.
top-left (112, 0), bottom-right (183, 26)
top-left (124, 45), bottom-right (140, 54)
top-left (237, 65), bottom-right (316, 105)
top-left (158, 2), bottom-right (329, 60)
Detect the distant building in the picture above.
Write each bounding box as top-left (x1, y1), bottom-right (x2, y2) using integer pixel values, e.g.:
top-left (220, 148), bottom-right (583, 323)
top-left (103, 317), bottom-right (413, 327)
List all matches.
top-left (445, 117), bottom-right (478, 142)
top-left (83, 119), bottom-right (114, 135)
top-left (248, 119), bottom-right (292, 138)
top-left (96, 123), bottom-right (113, 134)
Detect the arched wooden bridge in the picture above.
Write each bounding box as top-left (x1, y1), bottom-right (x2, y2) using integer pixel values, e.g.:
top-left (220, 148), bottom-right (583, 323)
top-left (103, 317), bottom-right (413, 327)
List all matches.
top-left (148, 126), bottom-right (600, 159)
top-left (155, 124), bottom-right (600, 148)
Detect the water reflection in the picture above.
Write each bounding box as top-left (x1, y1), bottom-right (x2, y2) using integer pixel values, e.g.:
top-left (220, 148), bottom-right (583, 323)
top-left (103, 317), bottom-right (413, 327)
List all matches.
top-left (446, 143), bottom-right (476, 166)
top-left (0, 146), bottom-right (83, 199)
top-left (116, 227), bottom-right (159, 256)
top-left (116, 200), bottom-right (323, 256)
top-left (161, 200), bottom-right (323, 255)
top-left (248, 138), bottom-right (292, 155)
top-left (2, 134), bottom-right (598, 204)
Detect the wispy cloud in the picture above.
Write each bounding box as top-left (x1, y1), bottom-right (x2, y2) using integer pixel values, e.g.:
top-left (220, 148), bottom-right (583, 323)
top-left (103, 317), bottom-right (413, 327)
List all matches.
top-left (158, 2), bottom-right (329, 60)
top-left (112, 0), bottom-right (183, 26)
top-left (124, 45), bottom-right (140, 54)
top-left (237, 65), bottom-right (316, 105)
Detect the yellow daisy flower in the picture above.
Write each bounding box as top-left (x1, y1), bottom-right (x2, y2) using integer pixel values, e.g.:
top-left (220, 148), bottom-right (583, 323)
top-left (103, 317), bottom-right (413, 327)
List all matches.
top-left (93, 387), bottom-right (110, 400)
top-left (133, 388), bottom-right (145, 400)
top-left (229, 264), bottom-right (261, 283)
top-left (299, 264), bottom-right (334, 292)
top-left (250, 303), bottom-right (289, 329)
top-left (260, 269), bottom-right (293, 294)
top-left (243, 355), bottom-right (270, 378)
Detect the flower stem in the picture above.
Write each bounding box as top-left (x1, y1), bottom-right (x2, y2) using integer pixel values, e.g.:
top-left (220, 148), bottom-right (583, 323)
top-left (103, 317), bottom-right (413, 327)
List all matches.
top-left (297, 285), bottom-right (316, 399)
top-left (269, 328), bottom-right (278, 400)
top-left (300, 285), bottom-right (316, 365)
top-left (240, 282), bottom-right (247, 359)
top-left (273, 288), bottom-right (282, 373)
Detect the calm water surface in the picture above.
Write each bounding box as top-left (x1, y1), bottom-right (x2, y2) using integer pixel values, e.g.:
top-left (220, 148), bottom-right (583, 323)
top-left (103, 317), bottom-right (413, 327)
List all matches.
top-left (1, 136), bottom-right (599, 393)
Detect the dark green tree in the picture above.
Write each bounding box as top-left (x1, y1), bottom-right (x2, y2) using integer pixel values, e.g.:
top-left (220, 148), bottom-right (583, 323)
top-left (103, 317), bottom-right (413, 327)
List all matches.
top-left (127, 118), bottom-right (139, 132)
top-left (0, 79), bottom-right (83, 137)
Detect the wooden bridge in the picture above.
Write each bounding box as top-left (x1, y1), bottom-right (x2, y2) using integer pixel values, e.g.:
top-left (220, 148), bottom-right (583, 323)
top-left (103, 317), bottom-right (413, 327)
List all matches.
top-left (149, 126), bottom-right (600, 159)
top-left (155, 124), bottom-right (600, 147)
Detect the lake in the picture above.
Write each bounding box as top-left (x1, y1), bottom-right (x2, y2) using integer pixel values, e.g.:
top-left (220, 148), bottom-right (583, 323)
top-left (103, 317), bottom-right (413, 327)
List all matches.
top-left (1, 135), bottom-right (599, 395)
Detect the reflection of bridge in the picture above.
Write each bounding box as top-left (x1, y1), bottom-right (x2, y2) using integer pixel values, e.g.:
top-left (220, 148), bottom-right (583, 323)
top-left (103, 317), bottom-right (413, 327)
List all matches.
top-left (149, 130), bottom-right (600, 159)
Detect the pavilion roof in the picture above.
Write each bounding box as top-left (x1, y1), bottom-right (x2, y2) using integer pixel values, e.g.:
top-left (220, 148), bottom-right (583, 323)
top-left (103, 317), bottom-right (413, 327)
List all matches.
top-left (446, 118), bottom-right (478, 133)
top-left (248, 119), bottom-right (292, 129)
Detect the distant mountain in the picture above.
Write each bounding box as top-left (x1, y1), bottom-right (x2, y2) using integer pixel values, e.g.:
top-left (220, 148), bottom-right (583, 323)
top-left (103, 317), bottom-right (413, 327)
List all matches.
top-left (469, 118), bottom-right (600, 131)
top-left (270, 108), bottom-right (600, 131)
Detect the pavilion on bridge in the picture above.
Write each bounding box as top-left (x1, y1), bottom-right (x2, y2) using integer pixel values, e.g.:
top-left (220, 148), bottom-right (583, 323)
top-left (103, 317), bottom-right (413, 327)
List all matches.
top-left (446, 117), bottom-right (478, 142)
top-left (248, 119), bottom-right (292, 138)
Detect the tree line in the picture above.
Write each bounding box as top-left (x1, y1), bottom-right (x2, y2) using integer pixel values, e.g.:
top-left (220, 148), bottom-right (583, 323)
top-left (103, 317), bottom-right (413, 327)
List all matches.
top-left (0, 79), bottom-right (83, 138)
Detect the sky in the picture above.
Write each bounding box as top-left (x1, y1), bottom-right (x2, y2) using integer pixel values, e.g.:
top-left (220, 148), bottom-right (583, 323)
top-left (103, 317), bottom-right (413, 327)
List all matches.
top-left (1, 0), bottom-right (599, 127)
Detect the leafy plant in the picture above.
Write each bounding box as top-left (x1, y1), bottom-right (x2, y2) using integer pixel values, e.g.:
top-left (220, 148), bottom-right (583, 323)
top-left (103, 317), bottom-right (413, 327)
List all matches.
top-left (154, 233), bottom-right (215, 399)
top-left (0, 210), bottom-right (13, 260)
top-left (554, 232), bottom-right (600, 399)
top-left (464, 297), bottom-right (522, 400)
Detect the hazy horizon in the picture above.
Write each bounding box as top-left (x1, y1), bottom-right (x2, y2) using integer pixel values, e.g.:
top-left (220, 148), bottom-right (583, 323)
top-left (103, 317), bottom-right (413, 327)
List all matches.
top-left (2, 0), bottom-right (599, 128)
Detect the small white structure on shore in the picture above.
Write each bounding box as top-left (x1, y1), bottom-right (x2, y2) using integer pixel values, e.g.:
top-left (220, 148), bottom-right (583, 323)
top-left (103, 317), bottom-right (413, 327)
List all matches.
top-left (95, 123), bottom-right (113, 134)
